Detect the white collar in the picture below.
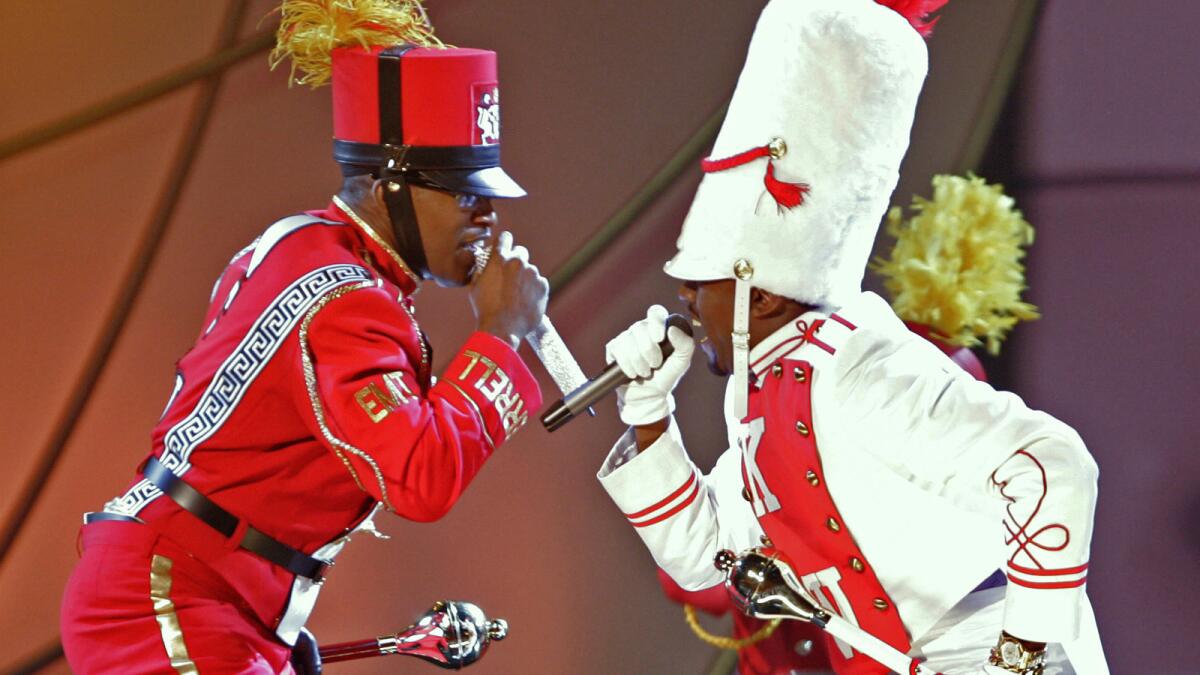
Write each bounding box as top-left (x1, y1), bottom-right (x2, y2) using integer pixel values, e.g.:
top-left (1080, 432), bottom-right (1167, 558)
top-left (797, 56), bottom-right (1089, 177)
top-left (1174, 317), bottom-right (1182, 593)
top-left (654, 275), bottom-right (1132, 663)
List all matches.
top-left (747, 308), bottom-right (831, 384)
top-left (745, 290), bottom-right (902, 385)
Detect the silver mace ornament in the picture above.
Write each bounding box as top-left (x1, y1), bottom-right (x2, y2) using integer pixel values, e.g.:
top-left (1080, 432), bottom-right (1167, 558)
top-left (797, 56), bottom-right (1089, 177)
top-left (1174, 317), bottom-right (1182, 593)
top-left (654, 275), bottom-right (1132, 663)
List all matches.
top-left (714, 548), bottom-right (943, 675)
top-left (318, 600), bottom-right (508, 669)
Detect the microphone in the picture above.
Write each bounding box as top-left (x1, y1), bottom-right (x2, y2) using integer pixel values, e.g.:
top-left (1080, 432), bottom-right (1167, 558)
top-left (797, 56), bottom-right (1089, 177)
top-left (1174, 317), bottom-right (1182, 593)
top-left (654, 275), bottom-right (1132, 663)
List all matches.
top-left (541, 313), bottom-right (693, 432)
top-left (469, 241), bottom-right (593, 407)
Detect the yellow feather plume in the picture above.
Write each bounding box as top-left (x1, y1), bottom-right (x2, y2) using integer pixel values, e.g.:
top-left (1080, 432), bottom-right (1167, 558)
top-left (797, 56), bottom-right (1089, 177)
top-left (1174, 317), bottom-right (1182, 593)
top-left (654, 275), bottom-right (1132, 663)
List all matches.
top-left (872, 174), bottom-right (1039, 355)
top-left (269, 0), bottom-right (443, 88)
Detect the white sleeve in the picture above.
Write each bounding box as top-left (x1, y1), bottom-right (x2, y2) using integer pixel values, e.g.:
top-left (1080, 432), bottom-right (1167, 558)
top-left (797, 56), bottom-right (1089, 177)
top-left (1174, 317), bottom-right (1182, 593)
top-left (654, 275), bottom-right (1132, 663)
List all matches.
top-left (832, 327), bottom-right (1099, 643)
top-left (597, 417), bottom-right (760, 591)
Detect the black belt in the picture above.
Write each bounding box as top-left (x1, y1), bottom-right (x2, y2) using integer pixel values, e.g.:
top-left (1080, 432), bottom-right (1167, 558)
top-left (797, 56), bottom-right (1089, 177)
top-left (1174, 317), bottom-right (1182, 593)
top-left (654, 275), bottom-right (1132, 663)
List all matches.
top-left (144, 457), bottom-right (329, 581)
top-left (83, 511), bottom-right (142, 524)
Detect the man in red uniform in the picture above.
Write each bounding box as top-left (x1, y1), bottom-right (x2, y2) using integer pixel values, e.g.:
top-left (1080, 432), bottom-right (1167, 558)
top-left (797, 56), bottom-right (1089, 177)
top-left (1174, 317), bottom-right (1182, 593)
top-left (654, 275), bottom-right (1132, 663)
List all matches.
top-left (60, 4), bottom-right (546, 672)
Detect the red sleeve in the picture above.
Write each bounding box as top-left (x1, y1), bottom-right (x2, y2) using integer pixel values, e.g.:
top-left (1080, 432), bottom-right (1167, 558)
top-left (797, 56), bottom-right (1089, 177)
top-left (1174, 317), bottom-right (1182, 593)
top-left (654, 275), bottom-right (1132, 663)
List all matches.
top-left (296, 283), bottom-right (542, 521)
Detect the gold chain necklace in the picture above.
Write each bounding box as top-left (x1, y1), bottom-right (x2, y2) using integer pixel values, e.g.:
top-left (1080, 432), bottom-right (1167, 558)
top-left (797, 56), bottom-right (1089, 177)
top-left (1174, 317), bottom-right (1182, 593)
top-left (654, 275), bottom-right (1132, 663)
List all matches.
top-left (332, 195), bottom-right (421, 289)
top-left (331, 194), bottom-right (429, 379)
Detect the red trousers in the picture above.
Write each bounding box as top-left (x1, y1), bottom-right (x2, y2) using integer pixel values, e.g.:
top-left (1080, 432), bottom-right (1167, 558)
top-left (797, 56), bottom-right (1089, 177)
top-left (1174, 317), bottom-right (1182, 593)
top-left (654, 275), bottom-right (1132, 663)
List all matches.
top-left (61, 521), bottom-right (295, 674)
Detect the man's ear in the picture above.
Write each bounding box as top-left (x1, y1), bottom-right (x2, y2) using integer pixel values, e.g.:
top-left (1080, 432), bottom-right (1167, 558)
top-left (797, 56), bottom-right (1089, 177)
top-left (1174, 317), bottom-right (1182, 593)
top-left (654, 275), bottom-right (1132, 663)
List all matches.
top-left (750, 287), bottom-right (792, 320)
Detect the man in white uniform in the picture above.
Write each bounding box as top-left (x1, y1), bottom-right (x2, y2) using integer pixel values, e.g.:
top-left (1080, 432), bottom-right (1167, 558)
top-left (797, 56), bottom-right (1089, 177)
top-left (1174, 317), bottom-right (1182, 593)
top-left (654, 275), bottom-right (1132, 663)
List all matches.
top-left (596, 1), bottom-right (1108, 673)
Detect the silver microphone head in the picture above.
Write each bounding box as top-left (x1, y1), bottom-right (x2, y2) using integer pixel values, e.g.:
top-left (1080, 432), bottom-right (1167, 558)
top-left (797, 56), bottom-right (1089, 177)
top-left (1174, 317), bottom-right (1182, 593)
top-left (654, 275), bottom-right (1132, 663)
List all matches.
top-left (468, 242), bottom-right (491, 282)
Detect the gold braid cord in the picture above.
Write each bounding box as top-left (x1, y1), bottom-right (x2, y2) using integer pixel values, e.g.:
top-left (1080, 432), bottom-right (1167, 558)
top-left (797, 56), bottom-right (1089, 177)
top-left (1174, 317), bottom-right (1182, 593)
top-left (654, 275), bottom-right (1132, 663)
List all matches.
top-left (299, 280), bottom-right (398, 510)
top-left (683, 604), bottom-right (782, 651)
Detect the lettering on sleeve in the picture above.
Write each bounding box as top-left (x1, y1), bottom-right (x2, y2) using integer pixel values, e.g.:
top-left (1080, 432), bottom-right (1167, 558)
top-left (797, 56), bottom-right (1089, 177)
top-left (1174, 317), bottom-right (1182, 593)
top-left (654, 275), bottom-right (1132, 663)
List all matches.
top-left (354, 371), bottom-right (416, 423)
top-left (458, 349), bottom-right (529, 439)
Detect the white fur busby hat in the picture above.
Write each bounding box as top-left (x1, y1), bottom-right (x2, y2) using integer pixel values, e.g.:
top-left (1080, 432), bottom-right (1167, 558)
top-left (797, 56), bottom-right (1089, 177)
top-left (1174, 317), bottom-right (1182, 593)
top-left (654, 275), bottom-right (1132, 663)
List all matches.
top-left (666, 0), bottom-right (941, 308)
top-left (668, 0), bottom-right (945, 417)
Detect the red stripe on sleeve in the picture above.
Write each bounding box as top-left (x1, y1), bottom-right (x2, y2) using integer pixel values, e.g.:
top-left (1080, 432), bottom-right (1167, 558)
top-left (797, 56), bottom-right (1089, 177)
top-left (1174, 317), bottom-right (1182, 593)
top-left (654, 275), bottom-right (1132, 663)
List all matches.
top-left (1008, 561), bottom-right (1089, 576)
top-left (631, 481), bottom-right (701, 528)
top-left (625, 473), bottom-right (697, 519)
top-left (1006, 574), bottom-right (1088, 590)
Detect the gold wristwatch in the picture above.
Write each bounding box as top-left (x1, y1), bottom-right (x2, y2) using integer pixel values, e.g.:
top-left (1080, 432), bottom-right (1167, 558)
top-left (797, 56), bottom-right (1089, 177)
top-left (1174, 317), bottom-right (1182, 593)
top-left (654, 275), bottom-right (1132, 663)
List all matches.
top-left (988, 633), bottom-right (1047, 674)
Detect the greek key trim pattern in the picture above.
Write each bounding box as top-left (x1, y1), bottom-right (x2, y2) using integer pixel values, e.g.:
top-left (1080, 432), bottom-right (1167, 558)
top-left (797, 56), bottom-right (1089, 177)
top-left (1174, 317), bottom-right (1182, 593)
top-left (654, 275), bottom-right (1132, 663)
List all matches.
top-left (104, 264), bottom-right (373, 517)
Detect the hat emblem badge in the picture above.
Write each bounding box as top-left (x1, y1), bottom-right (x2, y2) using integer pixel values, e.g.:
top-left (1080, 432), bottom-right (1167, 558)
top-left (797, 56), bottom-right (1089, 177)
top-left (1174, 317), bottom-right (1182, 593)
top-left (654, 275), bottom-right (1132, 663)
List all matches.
top-left (476, 87), bottom-right (501, 145)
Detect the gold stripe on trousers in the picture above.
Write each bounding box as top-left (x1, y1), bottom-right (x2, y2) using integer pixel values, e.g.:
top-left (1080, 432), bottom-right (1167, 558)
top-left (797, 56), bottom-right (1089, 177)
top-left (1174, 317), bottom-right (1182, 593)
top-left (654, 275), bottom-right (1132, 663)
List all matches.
top-left (149, 554), bottom-right (199, 675)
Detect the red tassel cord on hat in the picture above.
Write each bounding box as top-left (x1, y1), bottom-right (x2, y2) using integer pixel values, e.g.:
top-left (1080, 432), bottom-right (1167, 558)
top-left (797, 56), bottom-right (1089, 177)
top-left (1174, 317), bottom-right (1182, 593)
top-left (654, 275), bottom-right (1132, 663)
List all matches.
top-left (764, 163), bottom-right (807, 208)
top-left (701, 143), bottom-right (810, 212)
top-left (873, 0), bottom-right (949, 37)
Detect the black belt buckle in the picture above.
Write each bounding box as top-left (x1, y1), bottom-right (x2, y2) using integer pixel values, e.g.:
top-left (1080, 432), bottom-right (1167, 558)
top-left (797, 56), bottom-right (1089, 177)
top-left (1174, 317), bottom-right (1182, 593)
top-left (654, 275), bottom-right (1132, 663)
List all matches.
top-left (83, 511), bottom-right (143, 525)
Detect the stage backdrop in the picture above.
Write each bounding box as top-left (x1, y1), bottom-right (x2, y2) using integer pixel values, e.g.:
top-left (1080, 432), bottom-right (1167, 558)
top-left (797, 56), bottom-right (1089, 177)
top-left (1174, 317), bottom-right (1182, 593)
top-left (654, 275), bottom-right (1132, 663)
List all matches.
top-left (0, 1), bottom-right (1195, 673)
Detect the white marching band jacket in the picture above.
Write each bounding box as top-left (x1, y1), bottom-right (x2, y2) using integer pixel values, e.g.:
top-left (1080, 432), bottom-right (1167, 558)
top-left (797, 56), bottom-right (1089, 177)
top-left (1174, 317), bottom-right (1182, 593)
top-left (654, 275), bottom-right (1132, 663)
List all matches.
top-left (599, 292), bottom-right (1108, 672)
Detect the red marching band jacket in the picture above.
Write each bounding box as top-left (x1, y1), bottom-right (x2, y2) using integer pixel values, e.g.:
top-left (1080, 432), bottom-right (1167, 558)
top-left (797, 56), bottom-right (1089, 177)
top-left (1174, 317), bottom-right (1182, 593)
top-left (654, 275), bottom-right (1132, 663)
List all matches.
top-left (97, 203), bottom-right (541, 643)
top-left (746, 352), bottom-right (908, 675)
top-left (657, 324), bottom-right (985, 675)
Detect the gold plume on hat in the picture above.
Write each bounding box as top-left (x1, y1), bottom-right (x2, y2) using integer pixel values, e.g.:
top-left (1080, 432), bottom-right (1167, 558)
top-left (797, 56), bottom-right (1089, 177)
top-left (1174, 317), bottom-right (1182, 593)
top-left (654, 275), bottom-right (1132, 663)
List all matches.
top-left (872, 173), bottom-right (1039, 355)
top-left (269, 0), bottom-right (443, 88)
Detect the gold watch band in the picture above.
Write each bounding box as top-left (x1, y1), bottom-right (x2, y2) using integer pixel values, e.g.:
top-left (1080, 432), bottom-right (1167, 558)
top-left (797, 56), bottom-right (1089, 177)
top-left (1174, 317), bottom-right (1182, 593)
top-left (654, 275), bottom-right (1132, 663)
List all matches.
top-left (987, 634), bottom-right (1047, 674)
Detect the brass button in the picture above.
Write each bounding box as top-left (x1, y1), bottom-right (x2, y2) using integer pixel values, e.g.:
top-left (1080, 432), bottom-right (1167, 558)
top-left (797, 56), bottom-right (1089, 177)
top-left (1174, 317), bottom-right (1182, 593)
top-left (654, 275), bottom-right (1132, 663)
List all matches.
top-left (873, 598), bottom-right (889, 611)
top-left (795, 420), bottom-right (810, 436)
top-left (806, 470), bottom-right (819, 487)
top-left (760, 535), bottom-right (773, 547)
top-left (768, 137), bottom-right (788, 159)
top-left (826, 517), bottom-right (840, 533)
top-left (771, 363), bottom-right (783, 378)
top-left (733, 258), bottom-right (755, 281)
top-left (793, 366), bottom-right (806, 382)
top-left (850, 557), bottom-right (865, 573)
top-left (742, 486), bottom-right (753, 502)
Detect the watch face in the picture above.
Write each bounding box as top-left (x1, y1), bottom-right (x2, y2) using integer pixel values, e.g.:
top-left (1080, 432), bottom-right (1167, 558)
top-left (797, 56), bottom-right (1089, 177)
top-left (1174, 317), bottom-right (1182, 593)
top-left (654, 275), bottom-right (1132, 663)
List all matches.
top-left (1000, 640), bottom-right (1024, 665)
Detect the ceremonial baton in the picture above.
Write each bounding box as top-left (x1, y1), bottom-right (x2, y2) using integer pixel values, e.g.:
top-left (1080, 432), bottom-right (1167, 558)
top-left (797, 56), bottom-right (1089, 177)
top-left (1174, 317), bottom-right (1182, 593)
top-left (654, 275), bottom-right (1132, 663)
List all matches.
top-left (318, 600), bottom-right (507, 668)
top-left (715, 548), bottom-right (943, 675)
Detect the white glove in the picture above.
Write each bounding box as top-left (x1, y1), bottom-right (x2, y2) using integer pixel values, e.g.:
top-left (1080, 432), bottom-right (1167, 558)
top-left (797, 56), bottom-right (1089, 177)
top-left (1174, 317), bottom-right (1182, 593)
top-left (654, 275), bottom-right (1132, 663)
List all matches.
top-left (604, 304), bottom-right (694, 426)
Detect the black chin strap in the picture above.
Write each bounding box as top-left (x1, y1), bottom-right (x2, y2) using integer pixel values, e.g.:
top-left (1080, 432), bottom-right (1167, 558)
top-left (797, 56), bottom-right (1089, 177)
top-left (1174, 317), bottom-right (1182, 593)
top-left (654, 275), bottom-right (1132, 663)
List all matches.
top-left (379, 176), bottom-right (429, 277)
top-left (374, 44), bottom-right (428, 278)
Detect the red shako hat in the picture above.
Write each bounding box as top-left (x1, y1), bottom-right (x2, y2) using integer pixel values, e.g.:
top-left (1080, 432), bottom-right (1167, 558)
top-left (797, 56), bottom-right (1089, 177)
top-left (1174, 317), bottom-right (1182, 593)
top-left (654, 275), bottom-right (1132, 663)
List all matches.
top-left (330, 45), bottom-right (524, 198)
top-left (271, 0), bottom-right (524, 198)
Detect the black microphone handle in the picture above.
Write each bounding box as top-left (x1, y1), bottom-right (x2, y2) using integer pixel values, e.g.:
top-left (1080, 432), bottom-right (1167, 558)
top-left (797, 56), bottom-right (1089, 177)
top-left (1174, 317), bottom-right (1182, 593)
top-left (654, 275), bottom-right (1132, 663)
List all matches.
top-left (541, 314), bottom-right (693, 432)
top-left (556, 364), bottom-right (630, 419)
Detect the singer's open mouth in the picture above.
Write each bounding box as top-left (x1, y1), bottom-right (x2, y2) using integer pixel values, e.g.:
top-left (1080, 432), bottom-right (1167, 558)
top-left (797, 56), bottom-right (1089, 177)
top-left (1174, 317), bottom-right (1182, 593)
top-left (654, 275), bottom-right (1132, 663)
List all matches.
top-left (687, 314), bottom-right (709, 344)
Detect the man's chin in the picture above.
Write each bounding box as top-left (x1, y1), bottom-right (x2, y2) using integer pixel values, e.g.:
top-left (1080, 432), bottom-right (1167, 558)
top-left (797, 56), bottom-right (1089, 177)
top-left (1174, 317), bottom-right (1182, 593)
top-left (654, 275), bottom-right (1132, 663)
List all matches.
top-left (699, 341), bottom-right (729, 376)
top-left (703, 355), bottom-right (730, 377)
top-left (433, 274), bottom-right (469, 289)
top-left (429, 257), bottom-right (474, 288)
top-left (704, 362), bottom-right (729, 376)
